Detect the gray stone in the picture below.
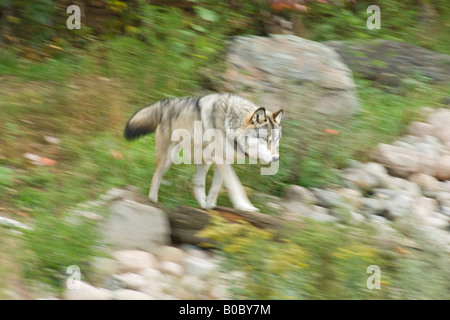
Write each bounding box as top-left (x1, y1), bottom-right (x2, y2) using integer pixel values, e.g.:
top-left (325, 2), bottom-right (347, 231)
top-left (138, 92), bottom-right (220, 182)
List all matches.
top-left (312, 188), bottom-right (346, 208)
top-left (154, 245), bottom-right (187, 264)
top-left (408, 173), bottom-right (440, 193)
top-left (372, 143), bottom-right (420, 178)
top-left (325, 40), bottom-right (450, 85)
top-left (385, 191), bottom-right (413, 220)
top-left (113, 289), bottom-right (153, 300)
top-left (283, 185), bottom-right (317, 205)
top-left (101, 200), bottom-right (170, 251)
top-left (440, 206), bottom-right (450, 217)
top-left (221, 35), bottom-right (359, 119)
top-left (112, 273), bottom-right (148, 291)
top-left (411, 197), bottom-right (438, 224)
top-left (362, 198), bottom-right (386, 216)
top-left (341, 168), bottom-right (378, 191)
top-left (183, 256), bottom-right (216, 280)
top-left (63, 281), bottom-right (113, 300)
top-left (336, 188), bottom-right (363, 209)
top-left (87, 257), bottom-right (119, 287)
top-left (160, 261), bottom-right (184, 277)
top-left (113, 250), bottom-right (159, 273)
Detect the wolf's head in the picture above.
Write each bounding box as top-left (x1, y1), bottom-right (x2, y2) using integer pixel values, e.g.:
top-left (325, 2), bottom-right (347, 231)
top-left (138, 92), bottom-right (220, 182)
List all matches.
top-left (235, 107), bottom-right (283, 164)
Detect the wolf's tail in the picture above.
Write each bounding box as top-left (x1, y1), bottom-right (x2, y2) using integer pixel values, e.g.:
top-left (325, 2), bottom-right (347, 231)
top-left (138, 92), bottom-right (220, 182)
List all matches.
top-left (124, 102), bottom-right (163, 140)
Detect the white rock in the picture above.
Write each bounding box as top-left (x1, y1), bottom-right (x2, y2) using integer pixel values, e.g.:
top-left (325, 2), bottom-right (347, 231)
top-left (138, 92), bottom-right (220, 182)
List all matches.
top-left (183, 256), bottom-right (216, 279)
top-left (408, 121), bottom-right (436, 137)
top-left (385, 191), bottom-right (413, 220)
top-left (63, 281), bottom-right (113, 300)
top-left (180, 275), bottom-right (206, 295)
top-left (113, 273), bottom-right (148, 291)
top-left (139, 268), bottom-right (164, 283)
top-left (160, 261), bottom-right (184, 277)
top-left (113, 250), bottom-right (158, 273)
top-left (154, 245), bottom-right (186, 264)
top-left (101, 200), bottom-right (170, 251)
top-left (411, 197), bottom-right (438, 223)
top-left (409, 173), bottom-right (441, 193)
top-left (283, 185), bottom-right (317, 205)
top-left (113, 289), bottom-right (153, 300)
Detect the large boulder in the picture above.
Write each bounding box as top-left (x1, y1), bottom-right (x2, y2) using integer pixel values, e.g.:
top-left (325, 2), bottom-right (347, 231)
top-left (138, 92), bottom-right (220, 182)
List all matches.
top-left (101, 200), bottom-right (171, 252)
top-left (221, 35), bottom-right (359, 119)
top-left (325, 39), bottom-right (450, 85)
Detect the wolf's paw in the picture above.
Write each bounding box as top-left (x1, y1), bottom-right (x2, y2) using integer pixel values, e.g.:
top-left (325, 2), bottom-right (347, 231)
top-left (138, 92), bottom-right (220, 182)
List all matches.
top-left (235, 204), bottom-right (259, 212)
top-left (203, 202), bottom-right (217, 210)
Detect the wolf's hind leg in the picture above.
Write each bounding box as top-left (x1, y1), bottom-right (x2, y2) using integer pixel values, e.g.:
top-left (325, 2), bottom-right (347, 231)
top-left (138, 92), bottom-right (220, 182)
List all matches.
top-left (205, 167), bottom-right (222, 209)
top-left (193, 163), bottom-right (210, 208)
top-left (149, 136), bottom-right (174, 203)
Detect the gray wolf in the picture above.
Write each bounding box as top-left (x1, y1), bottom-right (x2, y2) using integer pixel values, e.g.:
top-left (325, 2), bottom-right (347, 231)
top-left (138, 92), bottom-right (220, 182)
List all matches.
top-left (124, 93), bottom-right (283, 212)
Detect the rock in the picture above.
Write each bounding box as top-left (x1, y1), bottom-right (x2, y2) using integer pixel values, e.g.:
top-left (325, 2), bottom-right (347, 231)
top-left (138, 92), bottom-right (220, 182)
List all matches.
top-left (435, 191), bottom-right (450, 207)
top-left (440, 206), bottom-right (450, 217)
top-left (180, 275), bottom-right (207, 295)
top-left (435, 155), bottom-right (450, 180)
top-left (341, 167), bottom-right (378, 191)
top-left (385, 191), bottom-right (413, 220)
top-left (408, 122), bottom-right (436, 137)
top-left (349, 211), bottom-right (366, 224)
top-left (309, 206), bottom-right (339, 223)
top-left (312, 188), bottom-right (346, 208)
top-left (408, 173), bottom-right (441, 193)
top-left (112, 273), bottom-right (148, 291)
top-left (361, 162), bottom-right (390, 187)
top-left (87, 257), bottom-right (119, 287)
top-left (221, 35), bottom-right (359, 119)
top-left (361, 198), bottom-right (386, 216)
top-left (113, 250), bottom-right (159, 273)
top-left (282, 185), bottom-right (317, 205)
top-left (113, 289), bottom-right (153, 300)
top-left (101, 199), bottom-right (170, 251)
top-left (63, 281), bottom-right (113, 300)
top-left (183, 256), bottom-right (216, 280)
top-left (281, 201), bottom-right (313, 221)
top-left (139, 268), bottom-right (164, 284)
top-left (411, 197), bottom-right (438, 224)
top-left (99, 188), bottom-right (125, 202)
top-left (427, 108), bottom-right (450, 129)
top-left (336, 188), bottom-right (363, 209)
top-left (154, 245), bottom-right (186, 264)
top-left (160, 261), bottom-right (184, 277)
top-left (372, 143), bottom-right (420, 178)
top-left (325, 40), bottom-right (450, 85)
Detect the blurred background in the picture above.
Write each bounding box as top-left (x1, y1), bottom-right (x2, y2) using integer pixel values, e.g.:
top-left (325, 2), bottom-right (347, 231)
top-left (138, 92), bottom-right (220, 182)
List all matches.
top-left (0, 0), bottom-right (449, 300)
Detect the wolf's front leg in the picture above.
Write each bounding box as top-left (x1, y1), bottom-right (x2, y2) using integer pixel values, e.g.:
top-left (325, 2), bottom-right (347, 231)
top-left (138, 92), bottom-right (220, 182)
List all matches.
top-left (193, 164), bottom-right (210, 208)
top-left (215, 164), bottom-right (259, 212)
top-left (205, 167), bottom-right (223, 209)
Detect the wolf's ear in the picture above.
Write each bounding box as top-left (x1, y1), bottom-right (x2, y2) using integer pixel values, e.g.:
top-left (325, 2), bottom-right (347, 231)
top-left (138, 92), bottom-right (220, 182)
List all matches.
top-left (251, 107), bottom-right (266, 124)
top-left (273, 109), bottom-right (283, 124)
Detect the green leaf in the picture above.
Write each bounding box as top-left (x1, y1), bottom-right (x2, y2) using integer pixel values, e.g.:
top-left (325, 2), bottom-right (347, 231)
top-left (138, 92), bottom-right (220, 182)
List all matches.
top-left (195, 7), bottom-right (219, 23)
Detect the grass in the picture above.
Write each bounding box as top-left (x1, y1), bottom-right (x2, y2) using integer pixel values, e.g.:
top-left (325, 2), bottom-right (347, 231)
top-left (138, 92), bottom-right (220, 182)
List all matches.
top-left (0, 1), bottom-right (449, 297)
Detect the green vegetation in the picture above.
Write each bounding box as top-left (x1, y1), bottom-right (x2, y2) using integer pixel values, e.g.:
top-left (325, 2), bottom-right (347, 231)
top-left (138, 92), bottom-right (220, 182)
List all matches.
top-left (0, 0), bottom-right (449, 298)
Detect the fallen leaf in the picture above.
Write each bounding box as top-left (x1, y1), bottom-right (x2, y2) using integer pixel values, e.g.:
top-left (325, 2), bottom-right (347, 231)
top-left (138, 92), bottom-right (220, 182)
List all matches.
top-left (110, 149), bottom-right (124, 160)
